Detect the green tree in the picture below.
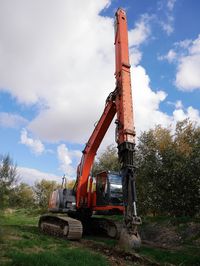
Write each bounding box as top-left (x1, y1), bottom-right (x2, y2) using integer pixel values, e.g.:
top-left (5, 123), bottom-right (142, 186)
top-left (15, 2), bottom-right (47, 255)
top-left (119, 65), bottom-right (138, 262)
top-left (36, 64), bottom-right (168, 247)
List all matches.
top-left (135, 127), bottom-right (166, 215)
top-left (66, 180), bottom-right (76, 189)
top-left (170, 120), bottom-right (200, 216)
top-left (136, 120), bottom-right (200, 217)
top-left (0, 154), bottom-right (18, 209)
top-left (11, 183), bottom-right (35, 208)
top-left (92, 144), bottom-right (120, 176)
top-left (34, 179), bottom-right (59, 210)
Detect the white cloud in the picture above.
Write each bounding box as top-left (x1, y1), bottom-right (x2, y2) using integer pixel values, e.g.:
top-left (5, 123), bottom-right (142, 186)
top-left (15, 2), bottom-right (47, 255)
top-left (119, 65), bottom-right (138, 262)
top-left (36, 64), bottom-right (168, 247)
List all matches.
top-left (159, 0), bottom-right (176, 35)
top-left (160, 35), bottom-right (200, 91)
top-left (18, 166), bottom-right (60, 185)
top-left (129, 47), bottom-right (142, 66)
top-left (20, 128), bottom-right (45, 155)
top-left (129, 15), bottom-right (151, 65)
top-left (176, 39), bottom-right (192, 49)
top-left (158, 49), bottom-right (177, 63)
top-left (132, 65), bottom-right (172, 135)
top-left (131, 65), bottom-right (200, 136)
top-left (173, 106), bottom-right (200, 124)
top-left (0, 112), bottom-right (27, 128)
top-left (167, 0), bottom-right (176, 11)
top-left (187, 107), bottom-right (200, 124)
top-left (175, 35), bottom-right (200, 91)
top-left (175, 100), bottom-right (183, 109)
top-left (189, 36), bottom-right (200, 54)
top-left (0, 0), bottom-right (114, 143)
top-left (129, 16), bottom-right (151, 47)
top-left (160, 21), bottom-right (174, 35)
top-left (57, 144), bottom-right (82, 177)
top-left (176, 55), bottom-right (200, 90)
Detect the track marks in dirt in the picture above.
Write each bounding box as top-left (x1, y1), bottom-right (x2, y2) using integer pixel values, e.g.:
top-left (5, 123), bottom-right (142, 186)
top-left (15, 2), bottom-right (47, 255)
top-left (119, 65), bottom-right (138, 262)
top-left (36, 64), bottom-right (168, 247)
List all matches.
top-left (70, 239), bottom-right (159, 266)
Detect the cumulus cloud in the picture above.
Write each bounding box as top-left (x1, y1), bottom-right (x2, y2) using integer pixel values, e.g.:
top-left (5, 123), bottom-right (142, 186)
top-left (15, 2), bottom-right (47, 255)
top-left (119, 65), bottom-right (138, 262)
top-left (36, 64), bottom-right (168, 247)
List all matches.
top-left (175, 100), bottom-right (183, 109)
top-left (131, 65), bottom-right (200, 136)
top-left (20, 128), bottom-right (45, 155)
top-left (167, 0), bottom-right (176, 11)
top-left (158, 49), bottom-right (177, 63)
top-left (0, 0), bottom-right (115, 143)
top-left (159, 35), bottom-right (200, 91)
top-left (0, 112), bottom-right (27, 128)
top-left (173, 106), bottom-right (200, 124)
top-left (129, 15), bottom-right (151, 47)
top-left (158, 0), bottom-right (176, 35)
top-left (176, 55), bottom-right (200, 90)
top-left (57, 144), bottom-right (82, 177)
top-left (129, 15), bottom-right (151, 65)
top-left (160, 21), bottom-right (174, 35)
top-left (18, 166), bottom-right (60, 185)
top-left (175, 35), bottom-right (200, 91)
top-left (132, 65), bottom-right (172, 135)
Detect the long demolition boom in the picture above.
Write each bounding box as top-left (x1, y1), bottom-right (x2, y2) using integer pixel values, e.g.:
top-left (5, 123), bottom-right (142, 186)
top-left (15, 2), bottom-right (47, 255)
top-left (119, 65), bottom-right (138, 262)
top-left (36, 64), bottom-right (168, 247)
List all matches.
top-left (75, 8), bottom-right (141, 248)
top-left (114, 8), bottom-right (141, 249)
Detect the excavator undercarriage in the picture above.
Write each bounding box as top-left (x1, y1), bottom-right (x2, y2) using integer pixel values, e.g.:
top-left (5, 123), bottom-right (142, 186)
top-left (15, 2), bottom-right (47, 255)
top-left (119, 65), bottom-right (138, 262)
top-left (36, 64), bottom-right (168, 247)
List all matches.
top-left (39, 213), bottom-right (124, 241)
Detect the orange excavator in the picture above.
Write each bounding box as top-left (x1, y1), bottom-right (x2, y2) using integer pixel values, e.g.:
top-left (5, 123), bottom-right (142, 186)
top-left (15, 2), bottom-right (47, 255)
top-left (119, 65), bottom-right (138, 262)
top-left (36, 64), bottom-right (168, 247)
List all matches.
top-left (39, 8), bottom-right (141, 249)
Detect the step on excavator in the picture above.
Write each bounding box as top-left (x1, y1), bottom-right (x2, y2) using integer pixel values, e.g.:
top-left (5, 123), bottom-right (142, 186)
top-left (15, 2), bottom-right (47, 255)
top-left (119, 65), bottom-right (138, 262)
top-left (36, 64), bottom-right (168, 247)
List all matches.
top-left (39, 8), bottom-right (142, 249)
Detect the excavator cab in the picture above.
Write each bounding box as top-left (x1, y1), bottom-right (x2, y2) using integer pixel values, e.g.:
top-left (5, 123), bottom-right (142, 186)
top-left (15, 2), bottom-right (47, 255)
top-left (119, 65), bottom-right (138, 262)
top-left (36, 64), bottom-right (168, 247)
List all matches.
top-left (96, 171), bottom-right (123, 209)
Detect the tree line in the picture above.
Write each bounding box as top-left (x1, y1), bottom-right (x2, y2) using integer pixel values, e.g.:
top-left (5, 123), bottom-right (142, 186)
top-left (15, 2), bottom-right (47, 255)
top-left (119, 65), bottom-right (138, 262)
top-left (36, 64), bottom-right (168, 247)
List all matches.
top-left (1, 119), bottom-right (200, 217)
top-left (93, 119), bottom-right (200, 217)
top-left (0, 155), bottom-right (59, 211)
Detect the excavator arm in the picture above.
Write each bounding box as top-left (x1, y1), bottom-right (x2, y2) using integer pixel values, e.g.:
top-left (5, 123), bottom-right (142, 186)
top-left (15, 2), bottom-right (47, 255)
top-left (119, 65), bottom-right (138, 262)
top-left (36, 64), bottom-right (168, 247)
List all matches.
top-left (75, 96), bottom-right (116, 208)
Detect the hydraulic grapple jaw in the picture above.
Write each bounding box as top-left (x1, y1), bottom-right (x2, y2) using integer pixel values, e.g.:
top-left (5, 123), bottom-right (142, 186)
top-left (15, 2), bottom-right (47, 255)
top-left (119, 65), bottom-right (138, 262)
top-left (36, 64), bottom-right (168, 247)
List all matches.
top-left (119, 206), bottom-right (142, 249)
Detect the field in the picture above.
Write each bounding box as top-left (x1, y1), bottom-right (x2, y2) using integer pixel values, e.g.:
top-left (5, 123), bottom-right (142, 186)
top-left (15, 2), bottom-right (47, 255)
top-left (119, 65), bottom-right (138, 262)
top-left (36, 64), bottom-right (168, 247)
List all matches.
top-left (0, 209), bottom-right (200, 266)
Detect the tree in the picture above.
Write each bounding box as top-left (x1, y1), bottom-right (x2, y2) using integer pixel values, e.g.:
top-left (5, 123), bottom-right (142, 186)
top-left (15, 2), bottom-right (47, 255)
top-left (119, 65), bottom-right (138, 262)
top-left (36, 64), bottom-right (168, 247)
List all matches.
top-left (10, 183), bottom-right (35, 208)
top-left (170, 120), bottom-right (200, 216)
top-left (66, 179), bottom-right (76, 189)
top-left (0, 154), bottom-right (18, 209)
top-left (92, 144), bottom-right (120, 175)
top-left (136, 120), bottom-right (200, 217)
top-left (34, 179), bottom-right (59, 210)
top-left (135, 127), bottom-right (166, 215)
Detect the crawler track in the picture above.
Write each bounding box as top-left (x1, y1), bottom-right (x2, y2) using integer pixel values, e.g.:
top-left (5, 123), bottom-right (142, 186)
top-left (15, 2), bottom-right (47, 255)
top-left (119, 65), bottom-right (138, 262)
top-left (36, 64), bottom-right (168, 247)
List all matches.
top-left (39, 214), bottom-right (83, 240)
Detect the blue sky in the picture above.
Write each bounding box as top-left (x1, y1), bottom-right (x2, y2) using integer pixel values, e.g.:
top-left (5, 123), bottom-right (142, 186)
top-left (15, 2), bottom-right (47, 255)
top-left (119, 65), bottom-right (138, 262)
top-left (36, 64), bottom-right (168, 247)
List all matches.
top-left (0, 0), bottom-right (199, 185)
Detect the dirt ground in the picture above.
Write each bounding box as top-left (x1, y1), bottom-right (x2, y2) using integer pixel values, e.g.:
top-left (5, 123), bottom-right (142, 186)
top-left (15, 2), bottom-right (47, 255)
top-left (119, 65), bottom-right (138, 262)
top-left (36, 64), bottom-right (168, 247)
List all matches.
top-left (140, 219), bottom-right (200, 249)
top-left (72, 238), bottom-right (159, 266)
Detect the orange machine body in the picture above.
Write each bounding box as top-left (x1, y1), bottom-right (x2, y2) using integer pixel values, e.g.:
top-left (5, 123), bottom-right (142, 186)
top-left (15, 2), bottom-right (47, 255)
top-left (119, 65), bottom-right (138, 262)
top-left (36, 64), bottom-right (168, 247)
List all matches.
top-left (75, 8), bottom-right (134, 213)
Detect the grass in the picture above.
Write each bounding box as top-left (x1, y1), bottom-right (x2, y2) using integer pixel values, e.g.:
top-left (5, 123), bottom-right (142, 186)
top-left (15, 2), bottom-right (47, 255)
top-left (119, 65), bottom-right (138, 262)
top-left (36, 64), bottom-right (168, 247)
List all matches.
top-left (0, 209), bottom-right (109, 266)
top-left (0, 209), bottom-right (38, 225)
top-left (139, 246), bottom-right (200, 266)
top-left (1, 209), bottom-right (200, 266)
top-left (7, 249), bottom-right (108, 266)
